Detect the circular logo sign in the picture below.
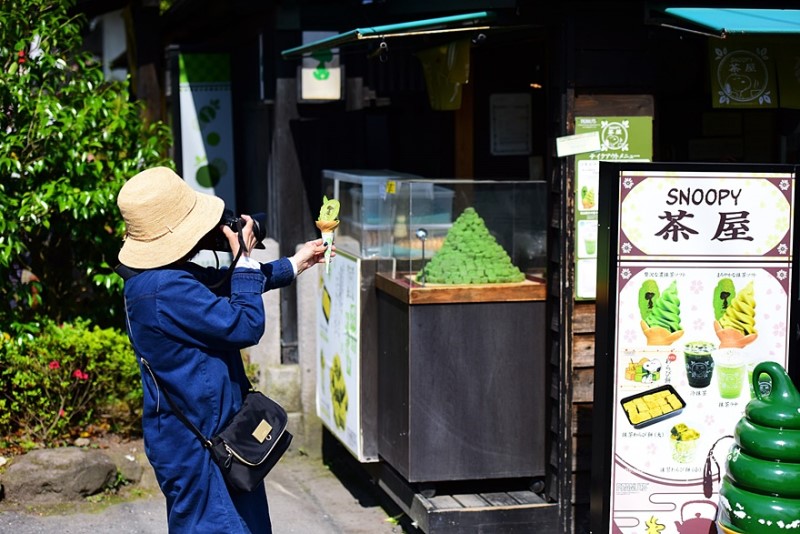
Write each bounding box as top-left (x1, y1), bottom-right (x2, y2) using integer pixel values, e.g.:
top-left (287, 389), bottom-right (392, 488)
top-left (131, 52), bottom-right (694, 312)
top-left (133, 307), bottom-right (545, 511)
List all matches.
top-left (717, 50), bottom-right (769, 104)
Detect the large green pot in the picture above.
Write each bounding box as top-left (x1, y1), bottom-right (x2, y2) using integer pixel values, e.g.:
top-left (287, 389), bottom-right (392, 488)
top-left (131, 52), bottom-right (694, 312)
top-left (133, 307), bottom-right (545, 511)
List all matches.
top-left (718, 362), bottom-right (800, 533)
top-left (718, 477), bottom-right (800, 533)
top-left (725, 446), bottom-right (800, 498)
top-left (734, 418), bottom-right (800, 462)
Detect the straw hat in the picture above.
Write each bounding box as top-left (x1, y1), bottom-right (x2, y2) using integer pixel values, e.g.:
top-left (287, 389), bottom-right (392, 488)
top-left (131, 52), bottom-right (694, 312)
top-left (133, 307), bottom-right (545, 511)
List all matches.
top-left (117, 167), bottom-right (224, 269)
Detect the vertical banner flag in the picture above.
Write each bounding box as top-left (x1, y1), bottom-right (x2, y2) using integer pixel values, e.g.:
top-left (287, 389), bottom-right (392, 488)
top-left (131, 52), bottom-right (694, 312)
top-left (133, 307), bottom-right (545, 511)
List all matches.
top-left (178, 53), bottom-right (236, 210)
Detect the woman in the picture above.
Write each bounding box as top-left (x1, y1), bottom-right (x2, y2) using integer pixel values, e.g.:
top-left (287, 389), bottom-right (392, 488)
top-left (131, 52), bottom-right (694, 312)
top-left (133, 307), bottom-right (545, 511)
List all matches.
top-left (117, 167), bottom-right (328, 533)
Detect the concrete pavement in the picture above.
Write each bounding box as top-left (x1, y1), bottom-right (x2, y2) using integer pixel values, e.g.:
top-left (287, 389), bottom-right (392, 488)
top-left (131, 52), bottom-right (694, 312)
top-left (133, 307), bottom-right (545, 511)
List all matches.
top-left (0, 448), bottom-right (418, 534)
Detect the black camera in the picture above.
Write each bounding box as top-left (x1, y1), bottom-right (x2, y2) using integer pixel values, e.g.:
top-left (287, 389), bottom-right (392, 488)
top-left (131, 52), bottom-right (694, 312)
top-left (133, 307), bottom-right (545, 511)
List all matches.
top-left (200, 209), bottom-right (268, 252)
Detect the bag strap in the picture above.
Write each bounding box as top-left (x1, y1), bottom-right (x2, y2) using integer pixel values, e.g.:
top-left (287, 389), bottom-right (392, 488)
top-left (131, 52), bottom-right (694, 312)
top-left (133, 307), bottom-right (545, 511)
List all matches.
top-left (140, 357), bottom-right (213, 449)
top-left (208, 218), bottom-right (247, 290)
top-left (114, 264), bottom-right (143, 281)
top-left (123, 296), bottom-right (213, 450)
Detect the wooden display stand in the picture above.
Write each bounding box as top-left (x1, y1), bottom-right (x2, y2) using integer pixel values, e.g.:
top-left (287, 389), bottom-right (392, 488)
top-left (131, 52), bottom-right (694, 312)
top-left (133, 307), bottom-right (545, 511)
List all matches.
top-left (374, 273), bottom-right (557, 532)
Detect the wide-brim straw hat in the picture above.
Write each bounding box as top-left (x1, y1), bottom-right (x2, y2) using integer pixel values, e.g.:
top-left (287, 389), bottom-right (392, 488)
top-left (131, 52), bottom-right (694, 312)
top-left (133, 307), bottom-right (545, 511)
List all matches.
top-left (117, 167), bottom-right (224, 269)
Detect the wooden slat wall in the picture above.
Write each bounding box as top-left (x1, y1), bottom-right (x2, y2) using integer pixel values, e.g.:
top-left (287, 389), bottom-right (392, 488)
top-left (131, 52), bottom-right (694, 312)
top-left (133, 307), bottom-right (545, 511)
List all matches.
top-left (566, 95), bottom-right (655, 532)
top-left (571, 301), bottom-right (595, 529)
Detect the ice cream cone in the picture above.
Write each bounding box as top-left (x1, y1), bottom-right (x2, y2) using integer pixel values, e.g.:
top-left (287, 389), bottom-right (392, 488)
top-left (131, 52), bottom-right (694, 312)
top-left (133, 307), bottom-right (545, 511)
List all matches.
top-left (316, 196), bottom-right (340, 274)
top-left (641, 320), bottom-right (684, 346)
top-left (315, 220), bottom-right (339, 233)
top-left (714, 320), bottom-right (758, 349)
top-left (315, 220), bottom-right (338, 274)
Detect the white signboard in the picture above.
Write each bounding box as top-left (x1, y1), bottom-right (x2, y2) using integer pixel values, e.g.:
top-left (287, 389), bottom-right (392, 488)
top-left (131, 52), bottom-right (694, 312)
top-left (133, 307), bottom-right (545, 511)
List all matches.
top-left (606, 169), bottom-right (795, 534)
top-left (316, 251), bottom-right (366, 459)
top-left (556, 132), bottom-right (601, 157)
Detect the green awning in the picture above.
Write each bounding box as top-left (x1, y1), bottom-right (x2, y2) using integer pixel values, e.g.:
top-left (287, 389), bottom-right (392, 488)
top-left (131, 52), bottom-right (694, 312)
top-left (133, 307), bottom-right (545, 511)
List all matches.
top-left (281, 11), bottom-right (497, 59)
top-left (665, 8), bottom-right (800, 35)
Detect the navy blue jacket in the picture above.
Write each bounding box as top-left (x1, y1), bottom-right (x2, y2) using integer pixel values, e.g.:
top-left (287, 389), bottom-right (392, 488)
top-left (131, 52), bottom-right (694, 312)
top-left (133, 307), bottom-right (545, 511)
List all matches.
top-left (123, 258), bottom-right (294, 533)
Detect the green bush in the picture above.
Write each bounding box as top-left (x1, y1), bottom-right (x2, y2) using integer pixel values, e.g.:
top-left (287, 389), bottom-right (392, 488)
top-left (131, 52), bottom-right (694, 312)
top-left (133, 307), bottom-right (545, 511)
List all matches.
top-left (0, 318), bottom-right (141, 450)
top-left (0, 0), bottom-right (173, 329)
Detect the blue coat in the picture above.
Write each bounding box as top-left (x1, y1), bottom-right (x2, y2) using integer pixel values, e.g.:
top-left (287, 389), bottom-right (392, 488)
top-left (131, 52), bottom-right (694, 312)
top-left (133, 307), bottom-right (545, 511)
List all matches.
top-left (123, 259), bottom-right (295, 533)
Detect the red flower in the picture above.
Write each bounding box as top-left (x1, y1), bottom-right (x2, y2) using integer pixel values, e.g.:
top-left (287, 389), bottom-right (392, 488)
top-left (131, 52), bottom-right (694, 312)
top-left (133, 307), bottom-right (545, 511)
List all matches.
top-left (49, 360), bottom-right (60, 370)
top-left (58, 409), bottom-right (66, 417)
top-left (72, 369), bottom-right (89, 380)
top-left (17, 50), bottom-right (25, 64)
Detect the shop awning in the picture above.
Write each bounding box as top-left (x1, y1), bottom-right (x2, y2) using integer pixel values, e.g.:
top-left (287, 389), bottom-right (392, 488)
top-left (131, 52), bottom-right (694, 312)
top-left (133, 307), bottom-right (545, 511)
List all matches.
top-left (281, 11), bottom-right (497, 59)
top-left (664, 8), bottom-right (800, 35)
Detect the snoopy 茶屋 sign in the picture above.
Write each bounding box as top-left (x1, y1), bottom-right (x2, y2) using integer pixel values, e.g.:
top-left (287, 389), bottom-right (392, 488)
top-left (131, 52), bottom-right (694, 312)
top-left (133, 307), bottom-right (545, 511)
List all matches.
top-left (591, 162), bottom-right (800, 534)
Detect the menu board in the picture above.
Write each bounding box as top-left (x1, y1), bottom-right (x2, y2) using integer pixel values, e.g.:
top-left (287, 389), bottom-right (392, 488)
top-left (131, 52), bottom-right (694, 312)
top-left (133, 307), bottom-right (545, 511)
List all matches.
top-left (598, 166), bottom-right (796, 533)
top-left (316, 251), bottom-right (366, 459)
top-left (574, 116), bottom-right (652, 300)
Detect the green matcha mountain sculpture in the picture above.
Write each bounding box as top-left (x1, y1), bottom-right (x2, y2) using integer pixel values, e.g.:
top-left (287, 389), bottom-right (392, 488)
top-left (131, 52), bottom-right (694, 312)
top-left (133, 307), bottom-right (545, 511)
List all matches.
top-left (416, 207), bottom-right (525, 284)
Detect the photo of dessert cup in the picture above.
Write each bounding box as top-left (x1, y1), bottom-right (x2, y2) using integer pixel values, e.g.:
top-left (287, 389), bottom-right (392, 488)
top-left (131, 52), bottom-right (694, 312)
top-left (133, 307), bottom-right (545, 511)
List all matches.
top-left (670, 422), bottom-right (700, 464)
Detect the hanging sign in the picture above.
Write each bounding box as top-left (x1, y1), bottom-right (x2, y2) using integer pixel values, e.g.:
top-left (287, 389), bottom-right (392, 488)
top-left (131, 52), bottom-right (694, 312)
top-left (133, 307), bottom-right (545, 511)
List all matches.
top-left (709, 38), bottom-right (777, 109)
top-left (299, 31), bottom-right (343, 102)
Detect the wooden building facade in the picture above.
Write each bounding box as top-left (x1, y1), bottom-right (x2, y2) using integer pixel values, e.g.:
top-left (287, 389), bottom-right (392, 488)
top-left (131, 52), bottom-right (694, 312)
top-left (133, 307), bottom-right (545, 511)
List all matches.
top-left (96, 1), bottom-right (800, 531)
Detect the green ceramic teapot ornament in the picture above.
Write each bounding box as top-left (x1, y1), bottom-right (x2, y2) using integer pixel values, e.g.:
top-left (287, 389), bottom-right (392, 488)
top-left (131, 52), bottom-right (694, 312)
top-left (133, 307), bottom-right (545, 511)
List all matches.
top-left (718, 361), bottom-right (800, 533)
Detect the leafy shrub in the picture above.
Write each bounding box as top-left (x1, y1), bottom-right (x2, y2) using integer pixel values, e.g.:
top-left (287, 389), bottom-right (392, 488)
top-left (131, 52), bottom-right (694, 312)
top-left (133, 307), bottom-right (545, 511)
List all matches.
top-left (0, 0), bottom-right (173, 329)
top-left (0, 318), bottom-right (141, 450)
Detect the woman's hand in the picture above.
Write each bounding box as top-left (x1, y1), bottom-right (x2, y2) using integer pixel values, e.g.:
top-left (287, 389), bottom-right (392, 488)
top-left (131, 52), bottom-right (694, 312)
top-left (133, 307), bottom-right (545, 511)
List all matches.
top-left (221, 214), bottom-right (258, 258)
top-left (291, 238), bottom-right (334, 276)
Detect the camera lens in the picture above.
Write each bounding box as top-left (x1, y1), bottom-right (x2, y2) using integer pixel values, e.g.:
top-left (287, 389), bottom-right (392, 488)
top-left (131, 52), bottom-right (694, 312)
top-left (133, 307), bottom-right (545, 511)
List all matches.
top-left (199, 210), bottom-right (267, 251)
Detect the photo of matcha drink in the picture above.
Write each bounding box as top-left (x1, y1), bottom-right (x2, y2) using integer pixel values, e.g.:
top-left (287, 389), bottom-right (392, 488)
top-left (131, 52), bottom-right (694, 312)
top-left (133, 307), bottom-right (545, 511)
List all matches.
top-left (683, 341), bottom-right (715, 388)
top-left (715, 348), bottom-right (745, 399)
top-left (579, 220), bottom-right (597, 257)
top-left (585, 237), bottom-right (596, 256)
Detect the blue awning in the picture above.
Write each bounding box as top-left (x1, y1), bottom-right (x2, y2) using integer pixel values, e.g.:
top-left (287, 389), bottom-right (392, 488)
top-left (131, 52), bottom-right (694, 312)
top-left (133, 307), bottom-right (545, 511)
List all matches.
top-left (665, 8), bottom-right (800, 35)
top-left (281, 11), bottom-right (497, 58)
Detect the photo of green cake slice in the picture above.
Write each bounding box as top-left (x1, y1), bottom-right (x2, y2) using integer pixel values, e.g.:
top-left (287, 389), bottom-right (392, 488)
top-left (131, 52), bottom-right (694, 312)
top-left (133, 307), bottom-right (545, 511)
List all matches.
top-left (415, 207), bottom-right (525, 284)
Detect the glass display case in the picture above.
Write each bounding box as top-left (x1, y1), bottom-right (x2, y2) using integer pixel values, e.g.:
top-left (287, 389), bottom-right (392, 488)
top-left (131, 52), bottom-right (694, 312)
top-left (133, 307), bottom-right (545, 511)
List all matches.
top-left (321, 170), bottom-right (548, 279)
top-left (321, 169), bottom-right (423, 258)
top-left (317, 170), bottom-right (549, 474)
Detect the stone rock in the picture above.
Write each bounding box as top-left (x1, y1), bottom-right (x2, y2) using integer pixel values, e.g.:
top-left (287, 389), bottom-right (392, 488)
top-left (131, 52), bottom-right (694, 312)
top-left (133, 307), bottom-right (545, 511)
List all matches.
top-left (0, 447), bottom-right (116, 503)
top-left (103, 446), bottom-right (144, 484)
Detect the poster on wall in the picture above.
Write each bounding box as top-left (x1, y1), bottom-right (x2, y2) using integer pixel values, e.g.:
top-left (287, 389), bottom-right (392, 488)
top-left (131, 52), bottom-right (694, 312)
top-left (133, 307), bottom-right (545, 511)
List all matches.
top-left (174, 52), bottom-right (237, 268)
top-left (178, 52), bottom-right (236, 210)
top-left (316, 251), bottom-right (365, 459)
top-left (574, 116), bottom-right (652, 300)
top-left (592, 163), bottom-right (797, 534)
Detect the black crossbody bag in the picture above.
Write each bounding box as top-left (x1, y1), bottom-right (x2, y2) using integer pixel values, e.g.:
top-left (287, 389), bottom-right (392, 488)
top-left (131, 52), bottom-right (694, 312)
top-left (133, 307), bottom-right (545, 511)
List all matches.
top-left (119, 264), bottom-right (292, 493)
top-left (140, 358), bottom-right (292, 493)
